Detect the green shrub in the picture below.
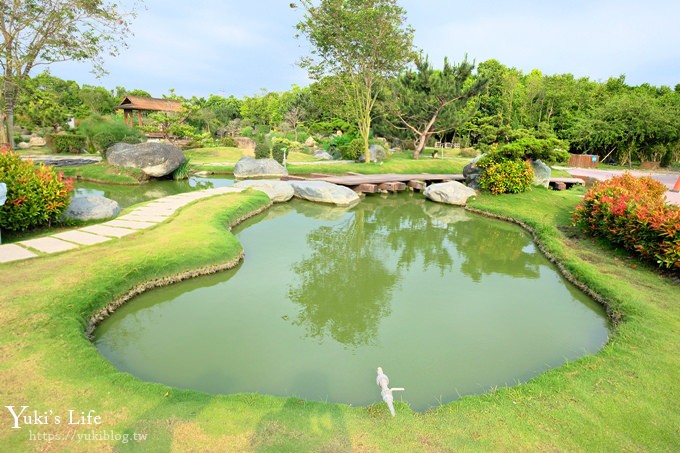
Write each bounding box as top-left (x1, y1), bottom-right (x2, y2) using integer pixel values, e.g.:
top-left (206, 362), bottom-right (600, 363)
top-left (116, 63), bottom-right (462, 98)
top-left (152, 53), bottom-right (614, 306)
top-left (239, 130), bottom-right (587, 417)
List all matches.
top-left (255, 142), bottom-right (271, 159)
top-left (272, 142), bottom-right (286, 164)
top-left (220, 137), bottom-right (237, 147)
top-left (347, 139), bottom-right (364, 160)
top-left (171, 158), bottom-right (191, 180)
top-left (77, 116), bottom-right (143, 155)
top-left (324, 134), bottom-right (356, 159)
top-left (47, 134), bottom-right (87, 153)
top-left (240, 126), bottom-right (253, 137)
top-left (0, 147), bottom-right (74, 231)
top-left (573, 173), bottom-right (679, 270)
top-left (478, 156), bottom-right (534, 195)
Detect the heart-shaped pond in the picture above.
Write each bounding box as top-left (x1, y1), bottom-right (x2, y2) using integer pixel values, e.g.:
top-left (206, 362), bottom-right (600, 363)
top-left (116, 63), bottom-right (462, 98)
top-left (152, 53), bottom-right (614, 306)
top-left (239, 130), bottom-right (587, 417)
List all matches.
top-left (94, 193), bottom-right (609, 411)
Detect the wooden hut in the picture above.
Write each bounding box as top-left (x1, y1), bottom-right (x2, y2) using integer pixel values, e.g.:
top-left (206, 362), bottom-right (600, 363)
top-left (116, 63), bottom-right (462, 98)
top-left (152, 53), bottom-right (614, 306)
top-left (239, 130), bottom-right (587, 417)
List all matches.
top-left (114, 96), bottom-right (182, 127)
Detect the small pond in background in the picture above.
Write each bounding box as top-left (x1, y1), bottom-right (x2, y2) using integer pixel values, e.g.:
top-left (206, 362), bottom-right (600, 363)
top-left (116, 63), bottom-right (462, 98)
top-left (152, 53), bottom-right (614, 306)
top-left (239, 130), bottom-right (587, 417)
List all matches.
top-left (94, 192), bottom-right (609, 411)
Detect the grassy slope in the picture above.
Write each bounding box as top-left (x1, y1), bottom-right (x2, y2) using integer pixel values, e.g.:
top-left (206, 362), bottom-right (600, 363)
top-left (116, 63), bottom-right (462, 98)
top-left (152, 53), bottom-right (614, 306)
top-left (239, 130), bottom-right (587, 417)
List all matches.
top-left (0, 188), bottom-right (678, 451)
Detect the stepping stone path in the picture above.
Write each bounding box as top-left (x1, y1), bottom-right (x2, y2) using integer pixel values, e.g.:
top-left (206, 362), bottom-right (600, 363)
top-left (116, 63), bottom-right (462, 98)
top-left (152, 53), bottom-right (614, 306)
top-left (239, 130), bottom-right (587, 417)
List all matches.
top-left (0, 187), bottom-right (243, 264)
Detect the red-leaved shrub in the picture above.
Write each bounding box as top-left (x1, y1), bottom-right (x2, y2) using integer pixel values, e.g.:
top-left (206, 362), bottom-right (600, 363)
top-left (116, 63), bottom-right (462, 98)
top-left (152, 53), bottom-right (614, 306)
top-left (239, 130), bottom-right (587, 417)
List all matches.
top-left (573, 173), bottom-right (679, 270)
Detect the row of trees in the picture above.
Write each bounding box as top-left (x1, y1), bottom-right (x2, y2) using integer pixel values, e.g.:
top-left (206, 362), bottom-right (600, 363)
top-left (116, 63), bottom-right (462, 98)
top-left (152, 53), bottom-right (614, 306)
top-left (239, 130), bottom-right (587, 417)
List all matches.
top-left (3, 0), bottom-right (678, 167)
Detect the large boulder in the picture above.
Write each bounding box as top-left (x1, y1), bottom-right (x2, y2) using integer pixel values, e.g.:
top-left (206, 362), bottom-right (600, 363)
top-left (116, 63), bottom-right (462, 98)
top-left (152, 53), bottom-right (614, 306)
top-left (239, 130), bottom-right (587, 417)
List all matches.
top-left (313, 150), bottom-right (333, 160)
top-left (62, 196), bottom-right (120, 221)
top-left (233, 157), bottom-right (288, 179)
top-left (233, 180), bottom-right (294, 203)
top-left (531, 159), bottom-right (551, 188)
top-left (107, 142), bottom-right (185, 177)
top-left (463, 154), bottom-right (485, 190)
top-left (304, 136), bottom-right (317, 148)
top-left (359, 144), bottom-right (388, 162)
top-left (424, 181), bottom-right (477, 206)
top-left (28, 136), bottom-right (47, 147)
top-left (289, 180), bottom-right (361, 207)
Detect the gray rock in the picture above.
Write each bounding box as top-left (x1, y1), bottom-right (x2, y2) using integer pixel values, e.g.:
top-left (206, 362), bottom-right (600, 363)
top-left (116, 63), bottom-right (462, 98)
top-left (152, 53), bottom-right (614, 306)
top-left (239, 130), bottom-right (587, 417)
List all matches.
top-left (304, 136), bottom-right (317, 148)
top-left (359, 144), bottom-right (388, 162)
top-left (63, 196), bottom-right (120, 221)
top-left (463, 154), bottom-right (485, 190)
top-left (424, 181), bottom-right (477, 206)
top-left (289, 180), bottom-right (361, 207)
top-left (531, 159), bottom-right (551, 188)
top-left (313, 150), bottom-right (333, 160)
top-left (233, 180), bottom-right (294, 203)
top-left (233, 157), bottom-right (288, 179)
top-left (28, 136), bottom-right (47, 147)
top-left (0, 182), bottom-right (6, 206)
top-left (107, 142), bottom-right (185, 177)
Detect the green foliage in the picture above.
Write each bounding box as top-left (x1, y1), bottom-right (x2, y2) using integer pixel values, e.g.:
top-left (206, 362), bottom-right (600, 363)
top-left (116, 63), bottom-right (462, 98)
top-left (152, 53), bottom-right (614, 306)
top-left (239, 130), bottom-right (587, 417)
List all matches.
top-left (324, 134), bottom-right (357, 159)
top-left (308, 118), bottom-right (357, 136)
top-left (255, 141), bottom-right (271, 159)
top-left (171, 159), bottom-right (191, 181)
top-left (220, 137), bottom-right (237, 147)
top-left (0, 147), bottom-right (74, 231)
top-left (498, 136), bottom-right (570, 164)
top-left (347, 138), bottom-right (365, 160)
top-left (271, 142), bottom-right (286, 164)
top-left (460, 147), bottom-right (480, 157)
top-left (478, 157), bottom-right (534, 194)
top-left (240, 126), bottom-right (253, 137)
top-left (47, 134), bottom-right (87, 153)
top-left (573, 173), bottom-right (680, 269)
top-left (77, 116), bottom-right (143, 156)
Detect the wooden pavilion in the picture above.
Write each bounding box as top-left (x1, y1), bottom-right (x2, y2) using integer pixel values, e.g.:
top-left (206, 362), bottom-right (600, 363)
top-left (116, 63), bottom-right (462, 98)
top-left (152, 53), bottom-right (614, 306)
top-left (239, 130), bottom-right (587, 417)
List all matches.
top-left (114, 96), bottom-right (183, 127)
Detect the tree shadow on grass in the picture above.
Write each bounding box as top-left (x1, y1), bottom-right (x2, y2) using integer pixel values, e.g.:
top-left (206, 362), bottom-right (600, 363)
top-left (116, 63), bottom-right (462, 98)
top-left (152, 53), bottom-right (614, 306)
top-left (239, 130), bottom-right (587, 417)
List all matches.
top-left (250, 394), bottom-right (350, 452)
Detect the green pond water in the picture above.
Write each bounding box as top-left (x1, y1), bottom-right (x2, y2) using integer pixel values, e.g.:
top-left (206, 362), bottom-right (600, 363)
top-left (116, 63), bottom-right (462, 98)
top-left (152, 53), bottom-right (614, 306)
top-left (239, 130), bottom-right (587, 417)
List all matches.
top-left (75, 175), bottom-right (234, 208)
top-left (94, 192), bottom-right (609, 411)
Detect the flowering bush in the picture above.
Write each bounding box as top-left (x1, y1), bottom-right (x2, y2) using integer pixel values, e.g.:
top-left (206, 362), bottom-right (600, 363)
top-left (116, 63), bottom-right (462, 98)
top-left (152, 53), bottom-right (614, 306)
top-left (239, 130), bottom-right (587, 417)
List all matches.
top-left (573, 173), bottom-right (679, 270)
top-left (0, 146), bottom-right (74, 231)
top-left (477, 155), bottom-right (534, 195)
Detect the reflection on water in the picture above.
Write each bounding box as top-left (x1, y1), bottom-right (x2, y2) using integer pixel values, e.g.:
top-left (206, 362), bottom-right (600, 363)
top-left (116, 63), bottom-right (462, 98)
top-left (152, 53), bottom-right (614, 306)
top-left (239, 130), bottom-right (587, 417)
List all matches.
top-left (95, 193), bottom-right (609, 411)
top-left (74, 176), bottom-right (233, 208)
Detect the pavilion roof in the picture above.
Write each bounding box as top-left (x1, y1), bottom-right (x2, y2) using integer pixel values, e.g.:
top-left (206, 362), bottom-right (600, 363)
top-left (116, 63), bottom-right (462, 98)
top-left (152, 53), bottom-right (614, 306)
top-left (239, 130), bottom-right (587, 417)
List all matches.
top-left (114, 95), bottom-right (182, 112)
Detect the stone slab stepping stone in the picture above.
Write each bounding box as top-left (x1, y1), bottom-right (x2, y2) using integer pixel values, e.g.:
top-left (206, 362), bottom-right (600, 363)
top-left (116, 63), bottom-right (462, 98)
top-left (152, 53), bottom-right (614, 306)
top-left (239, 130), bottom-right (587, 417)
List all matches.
top-left (21, 237), bottom-right (79, 253)
top-left (118, 214), bottom-right (169, 223)
top-left (104, 220), bottom-right (157, 230)
top-left (0, 244), bottom-right (38, 263)
top-left (81, 225), bottom-right (137, 238)
top-left (53, 230), bottom-right (111, 246)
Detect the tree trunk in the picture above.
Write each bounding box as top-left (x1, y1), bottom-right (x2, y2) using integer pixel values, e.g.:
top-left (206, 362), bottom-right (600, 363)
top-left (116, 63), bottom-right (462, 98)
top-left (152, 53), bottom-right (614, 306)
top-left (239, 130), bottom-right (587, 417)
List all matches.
top-left (413, 134), bottom-right (427, 160)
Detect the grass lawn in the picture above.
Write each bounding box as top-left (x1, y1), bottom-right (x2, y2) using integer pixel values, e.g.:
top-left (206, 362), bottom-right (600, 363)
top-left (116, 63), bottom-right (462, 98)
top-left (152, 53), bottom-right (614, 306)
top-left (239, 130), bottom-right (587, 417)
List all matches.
top-left (0, 183), bottom-right (678, 451)
top-left (61, 162), bottom-right (144, 185)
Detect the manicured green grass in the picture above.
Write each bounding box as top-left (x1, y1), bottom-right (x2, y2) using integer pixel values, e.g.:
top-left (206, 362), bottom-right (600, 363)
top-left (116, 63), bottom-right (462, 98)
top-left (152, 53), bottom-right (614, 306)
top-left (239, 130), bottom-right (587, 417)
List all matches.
top-left (61, 162), bottom-right (143, 184)
top-left (0, 186), bottom-right (677, 451)
top-left (184, 146), bottom-right (246, 163)
top-left (288, 152), bottom-right (471, 175)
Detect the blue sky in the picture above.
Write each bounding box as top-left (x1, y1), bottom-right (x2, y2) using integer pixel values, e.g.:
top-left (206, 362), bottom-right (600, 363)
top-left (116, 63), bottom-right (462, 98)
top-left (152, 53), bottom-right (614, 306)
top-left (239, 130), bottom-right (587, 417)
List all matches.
top-left (49, 0), bottom-right (680, 99)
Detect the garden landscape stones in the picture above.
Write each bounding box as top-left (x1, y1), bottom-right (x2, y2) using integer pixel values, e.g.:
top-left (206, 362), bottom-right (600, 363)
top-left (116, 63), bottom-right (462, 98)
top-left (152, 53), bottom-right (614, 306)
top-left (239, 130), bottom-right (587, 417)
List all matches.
top-left (233, 157), bottom-right (288, 179)
top-left (359, 144), bottom-right (388, 162)
top-left (463, 154), bottom-right (485, 190)
top-left (313, 150), bottom-right (333, 160)
top-left (63, 196), bottom-right (121, 221)
top-left (424, 181), bottom-right (477, 206)
top-left (107, 142), bottom-right (185, 177)
top-left (531, 159), bottom-right (551, 188)
top-left (288, 180), bottom-right (361, 207)
top-left (233, 180), bottom-right (295, 203)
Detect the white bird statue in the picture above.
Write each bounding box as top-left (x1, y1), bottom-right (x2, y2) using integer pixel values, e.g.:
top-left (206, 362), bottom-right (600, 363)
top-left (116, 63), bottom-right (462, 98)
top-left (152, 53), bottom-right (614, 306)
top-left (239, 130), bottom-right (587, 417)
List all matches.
top-left (376, 367), bottom-right (404, 416)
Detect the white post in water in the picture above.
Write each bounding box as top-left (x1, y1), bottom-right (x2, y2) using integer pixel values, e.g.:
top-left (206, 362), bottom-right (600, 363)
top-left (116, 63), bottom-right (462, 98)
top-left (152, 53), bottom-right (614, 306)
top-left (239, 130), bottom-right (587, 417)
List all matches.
top-left (376, 367), bottom-right (404, 417)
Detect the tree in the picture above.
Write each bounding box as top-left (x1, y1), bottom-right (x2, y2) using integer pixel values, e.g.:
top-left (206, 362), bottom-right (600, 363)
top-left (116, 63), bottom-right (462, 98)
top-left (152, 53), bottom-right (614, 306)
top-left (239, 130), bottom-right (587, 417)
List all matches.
top-left (295, 0), bottom-right (415, 162)
top-left (1, 0), bottom-right (138, 148)
top-left (390, 55), bottom-right (487, 159)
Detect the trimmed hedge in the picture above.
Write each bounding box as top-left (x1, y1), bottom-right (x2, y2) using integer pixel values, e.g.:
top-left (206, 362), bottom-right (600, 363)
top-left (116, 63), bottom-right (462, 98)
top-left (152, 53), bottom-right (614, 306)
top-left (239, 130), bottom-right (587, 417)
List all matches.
top-left (573, 173), bottom-right (680, 269)
top-left (48, 134), bottom-right (87, 153)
